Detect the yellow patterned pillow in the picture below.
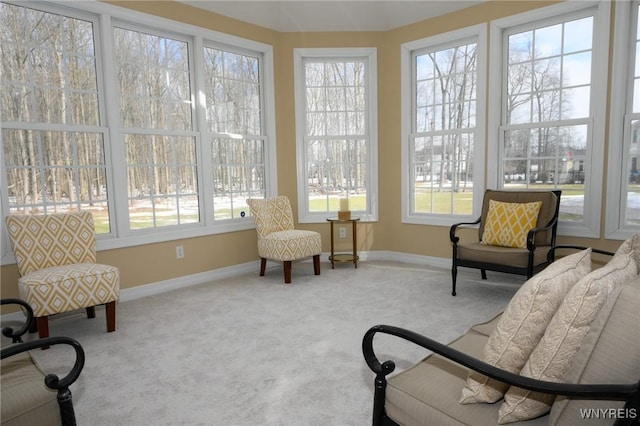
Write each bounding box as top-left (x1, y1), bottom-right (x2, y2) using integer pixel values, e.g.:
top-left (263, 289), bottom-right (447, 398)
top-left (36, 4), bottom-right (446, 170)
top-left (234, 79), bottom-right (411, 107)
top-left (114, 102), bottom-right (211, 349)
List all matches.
top-left (481, 200), bottom-right (542, 248)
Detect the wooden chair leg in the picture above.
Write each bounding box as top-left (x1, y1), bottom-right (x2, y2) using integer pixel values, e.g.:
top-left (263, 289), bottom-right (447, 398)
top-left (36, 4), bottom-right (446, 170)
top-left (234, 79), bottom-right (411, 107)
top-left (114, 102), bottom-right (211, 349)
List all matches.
top-left (260, 258), bottom-right (267, 276)
top-left (284, 261), bottom-right (292, 284)
top-left (37, 316), bottom-right (50, 350)
top-left (106, 301), bottom-right (116, 332)
top-left (313, 254), bottom-right (320, 275)
top-left (86, 306), bottom-right (96, 318)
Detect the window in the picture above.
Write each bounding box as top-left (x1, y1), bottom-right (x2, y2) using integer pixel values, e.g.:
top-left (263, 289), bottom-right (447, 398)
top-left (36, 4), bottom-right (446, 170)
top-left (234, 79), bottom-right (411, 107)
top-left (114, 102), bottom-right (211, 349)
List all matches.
top-left (402, 25), bottom-right (487, 225)
top-left (606, 0), bottom-right (640, 238)
top-left (114, 26), bottom-right (198, 230)
top-left (203, 46), bottom-right (266, 220)
top-left (294, 48), bottom-right (378, 222)
top-left (0, 1), bottom-right (276, 258)
top-left (0, 3), bottom-right (111, 232)
top-left (489, 2), bottom-right (610, 237)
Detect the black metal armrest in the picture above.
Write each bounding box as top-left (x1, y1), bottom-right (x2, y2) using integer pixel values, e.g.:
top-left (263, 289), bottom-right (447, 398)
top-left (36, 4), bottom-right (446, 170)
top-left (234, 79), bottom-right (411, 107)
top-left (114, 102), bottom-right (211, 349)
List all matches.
top-left (525, 216), bottom-right (559, 251)
top-left (1, 336), bottom-right (85, 391)
top-left (450, 217), bottom-right (481, 244)
top-left (546, 245), bottom-right (615, 263)
top-left (1, 298), bottom-right (34, 343)
top-left (363, 324), bottom-right (638, 400)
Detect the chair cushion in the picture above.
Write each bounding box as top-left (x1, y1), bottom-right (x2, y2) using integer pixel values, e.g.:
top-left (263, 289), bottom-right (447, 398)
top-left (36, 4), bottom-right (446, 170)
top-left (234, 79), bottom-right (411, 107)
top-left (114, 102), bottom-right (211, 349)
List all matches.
top-left (481, 200), bottom-right (542, 248)
top-left (257, 230), bottom-right (321, 261)
top-left (478, 190), bottom-right (558, 246)
top-left (460, 249), bottom-right (592, 404)
top-left (549, 277), bottom-right (640, 425)
top-left (1, 352), bottom-right (60, 426)
top-left (19, 263), bottom-right (120, 317)
top-left (456, 242), bottom-right (551, 268)
top-left (386, 331), bottom-right (547, 426)
top-left (498, 252), bottom-right (638, 424)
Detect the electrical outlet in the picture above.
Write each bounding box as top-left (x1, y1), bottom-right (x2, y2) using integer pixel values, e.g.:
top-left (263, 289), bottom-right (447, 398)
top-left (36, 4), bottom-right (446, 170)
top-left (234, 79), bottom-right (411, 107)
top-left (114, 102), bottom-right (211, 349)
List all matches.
top-left (176, 245), bottom-right (184, 259)
top-left (339, 227), bottom-right (347, 239)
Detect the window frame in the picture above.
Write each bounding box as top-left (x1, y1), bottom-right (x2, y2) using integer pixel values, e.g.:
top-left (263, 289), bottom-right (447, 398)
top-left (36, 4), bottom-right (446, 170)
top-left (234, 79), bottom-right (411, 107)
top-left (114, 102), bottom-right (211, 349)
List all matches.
top-left (0, 0), bottom-right (277, 264)
top-left (293, 47), bottom-right (378, 223)
top-left (605, 0), bottom-right (640, 239)
top-left (401, 24), bottom-right (487, 226)
top-left (487, 1), bottom-right (610, 239)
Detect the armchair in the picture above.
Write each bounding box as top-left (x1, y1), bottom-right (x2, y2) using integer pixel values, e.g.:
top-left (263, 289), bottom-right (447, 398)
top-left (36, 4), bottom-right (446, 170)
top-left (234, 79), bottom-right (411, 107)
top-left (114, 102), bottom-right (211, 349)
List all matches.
top-left (450, 189), bottom-right (561, 296)
top-left (246, 196), bottom-right (321, 283)
top-left (5, 211), bottom-right (120, 341)
top-left (1, 298), bottom-right (85, 426)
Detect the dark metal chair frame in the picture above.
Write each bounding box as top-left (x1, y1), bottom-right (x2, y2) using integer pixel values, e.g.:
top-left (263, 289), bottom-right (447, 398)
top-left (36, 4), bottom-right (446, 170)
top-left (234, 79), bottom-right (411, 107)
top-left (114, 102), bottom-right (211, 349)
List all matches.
top-left (1, 298), bottom-right (85, 426)
top-left (362, 324), bottom-right (639, 426)
top-left (450, 190), bottom-right (562, 296)
top-left (362, 245), bottom-right (640, 426)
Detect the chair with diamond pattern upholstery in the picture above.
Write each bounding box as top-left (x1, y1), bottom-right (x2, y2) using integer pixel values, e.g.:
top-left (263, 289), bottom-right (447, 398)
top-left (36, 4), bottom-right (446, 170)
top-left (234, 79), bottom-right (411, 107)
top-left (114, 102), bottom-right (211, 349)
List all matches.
top-left (5, 211), bottom-right (120, 342)
top-left (246, 196), bottom-right (321, 284)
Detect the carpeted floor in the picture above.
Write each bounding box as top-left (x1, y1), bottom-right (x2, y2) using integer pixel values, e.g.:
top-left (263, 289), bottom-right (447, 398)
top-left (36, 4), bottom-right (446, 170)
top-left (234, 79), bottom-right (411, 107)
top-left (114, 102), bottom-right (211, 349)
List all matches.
top-left (16, 260), bottom-right (524, 425)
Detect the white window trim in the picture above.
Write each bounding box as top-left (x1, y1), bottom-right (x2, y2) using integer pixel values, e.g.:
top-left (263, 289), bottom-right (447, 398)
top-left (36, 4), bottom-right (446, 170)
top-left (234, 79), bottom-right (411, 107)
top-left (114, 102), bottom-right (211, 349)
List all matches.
top-left (487, 0), bottom-right (610, 239)
top-left (605, 0), bottom-right (638, 240)
top-left (401, 24), bottom-right (487, 227)
top-left (293, 47), bottom-right (379, 223)
top-left (0, 1), bottom-right (277, 264)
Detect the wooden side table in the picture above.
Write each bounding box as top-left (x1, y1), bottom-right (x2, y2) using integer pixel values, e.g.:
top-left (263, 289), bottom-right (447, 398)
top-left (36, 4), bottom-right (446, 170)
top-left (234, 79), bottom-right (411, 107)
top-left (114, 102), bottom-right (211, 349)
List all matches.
top-left (326, 217), bottom-right (360, 269)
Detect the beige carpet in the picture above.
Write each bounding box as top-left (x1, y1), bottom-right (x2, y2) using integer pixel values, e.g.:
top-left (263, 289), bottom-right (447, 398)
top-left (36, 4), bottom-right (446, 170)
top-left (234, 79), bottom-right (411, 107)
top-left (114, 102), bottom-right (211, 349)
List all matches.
top-left (16, 260), bottom-right (523, 425)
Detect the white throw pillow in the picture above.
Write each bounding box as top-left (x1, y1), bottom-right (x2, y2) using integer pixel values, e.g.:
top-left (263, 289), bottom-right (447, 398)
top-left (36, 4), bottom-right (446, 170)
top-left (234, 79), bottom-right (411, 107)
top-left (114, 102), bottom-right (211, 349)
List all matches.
top-left (498, 252), bottom-right (638, 424)
top-left (459, 249), bottom-right (592, 404)
top-left (613, 233), bottom-right (640, 269)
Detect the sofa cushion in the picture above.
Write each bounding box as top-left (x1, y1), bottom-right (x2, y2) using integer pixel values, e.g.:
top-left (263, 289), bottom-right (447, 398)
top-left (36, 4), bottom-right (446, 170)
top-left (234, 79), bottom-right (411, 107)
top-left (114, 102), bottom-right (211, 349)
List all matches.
top-left (549, 277), bottom-right (640, 425)
top-left (460, 249), bottom-right (592, 404)
top-left (386, 330), bottom-right (547, 426)
top-left (481, 200), bottom-right (542, 248)
top-left (1, 352), bottom-right (60, 426)
top-left (498, 252), bottom-right (638, 424)
top-left (470, 312), bottom-right (502, 337)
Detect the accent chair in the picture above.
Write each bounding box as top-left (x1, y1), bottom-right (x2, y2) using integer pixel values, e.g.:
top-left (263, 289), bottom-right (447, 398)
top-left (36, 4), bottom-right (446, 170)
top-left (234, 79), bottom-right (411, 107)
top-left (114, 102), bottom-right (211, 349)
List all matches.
top-left (246, 196), bottom-right (321, 283)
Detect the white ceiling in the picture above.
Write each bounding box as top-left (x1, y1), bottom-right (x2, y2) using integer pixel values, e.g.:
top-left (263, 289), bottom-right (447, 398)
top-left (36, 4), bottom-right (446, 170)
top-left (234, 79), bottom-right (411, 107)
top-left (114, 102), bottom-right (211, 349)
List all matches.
top-left (179, 1), bottom-right (485, 32)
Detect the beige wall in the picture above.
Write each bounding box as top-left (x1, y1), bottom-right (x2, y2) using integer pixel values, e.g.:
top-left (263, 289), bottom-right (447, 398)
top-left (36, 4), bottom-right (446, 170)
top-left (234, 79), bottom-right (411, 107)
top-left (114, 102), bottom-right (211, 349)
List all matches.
top-left (0, 0), bottom-right (626, 301)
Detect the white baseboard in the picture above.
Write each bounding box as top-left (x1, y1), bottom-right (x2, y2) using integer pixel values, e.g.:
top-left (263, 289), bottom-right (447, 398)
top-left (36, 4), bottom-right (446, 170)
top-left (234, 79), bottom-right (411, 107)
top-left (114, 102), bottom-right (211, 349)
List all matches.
top-left (119, 260), bottom-right (260, 303)
top-left (1, 251), bottom-right (451, 323)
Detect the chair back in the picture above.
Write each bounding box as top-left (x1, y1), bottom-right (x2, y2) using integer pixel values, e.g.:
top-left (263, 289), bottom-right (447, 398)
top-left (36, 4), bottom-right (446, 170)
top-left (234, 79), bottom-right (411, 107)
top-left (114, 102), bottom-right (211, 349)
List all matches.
top-left (246, 196), bottom-right (295, 238)
top-left (478, 190), bottom-right (560, 246)
top-left (5, 211), bottom-right (97, 276)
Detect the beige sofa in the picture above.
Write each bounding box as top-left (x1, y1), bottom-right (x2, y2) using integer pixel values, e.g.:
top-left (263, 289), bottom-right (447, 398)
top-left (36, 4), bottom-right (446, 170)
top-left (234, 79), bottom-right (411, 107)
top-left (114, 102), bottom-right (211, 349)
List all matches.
top-left (363, 247), bottom-right (640, 425)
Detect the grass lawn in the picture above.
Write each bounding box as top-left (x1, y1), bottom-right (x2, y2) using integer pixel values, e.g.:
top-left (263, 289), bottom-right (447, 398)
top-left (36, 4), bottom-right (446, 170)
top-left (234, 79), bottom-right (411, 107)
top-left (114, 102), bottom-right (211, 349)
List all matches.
top-left (90, 183), bottom-right (604, 233)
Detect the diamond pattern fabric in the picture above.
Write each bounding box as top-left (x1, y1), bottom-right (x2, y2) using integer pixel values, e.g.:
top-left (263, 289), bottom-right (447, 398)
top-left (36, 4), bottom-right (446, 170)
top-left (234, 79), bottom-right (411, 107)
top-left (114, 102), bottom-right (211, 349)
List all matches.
top-left (5, 212), bottom-right (119, 318)
top-left (6, 212), bottom-right (97, 276)
top-left (247, 197), bottom-right (321, 261)
top-left (481, 200), bottom-right (542, 248)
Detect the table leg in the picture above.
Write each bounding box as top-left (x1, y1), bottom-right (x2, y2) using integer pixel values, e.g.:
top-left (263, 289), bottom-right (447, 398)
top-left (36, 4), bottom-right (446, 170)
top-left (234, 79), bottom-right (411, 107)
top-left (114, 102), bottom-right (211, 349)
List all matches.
top-left (352, 219), bottom-right (358, 268)
top-left (330, 220), bottom-right (335, 269)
